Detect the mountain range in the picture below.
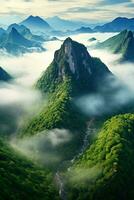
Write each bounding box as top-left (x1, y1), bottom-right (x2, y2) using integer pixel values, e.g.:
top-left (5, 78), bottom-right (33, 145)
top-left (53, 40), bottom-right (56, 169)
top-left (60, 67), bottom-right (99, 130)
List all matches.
top-left (0, 13), bottom-right (134, 200)
top-left (1, 16), bottom-right (134, 40)
top-left (94, 17), bottom-right (134, 32)
top-left (49, 16), bottom-right (134, 33)
top-left (21, 37), bottom-right (114, 167)
top-left (7, 23), bottom-right (45, 42)
top-left (20, 15), bottom-right (52, 34)
top-left (0, 27), bottom-right (45, 55)
top-left (46, 16), bottom-right (93, 31)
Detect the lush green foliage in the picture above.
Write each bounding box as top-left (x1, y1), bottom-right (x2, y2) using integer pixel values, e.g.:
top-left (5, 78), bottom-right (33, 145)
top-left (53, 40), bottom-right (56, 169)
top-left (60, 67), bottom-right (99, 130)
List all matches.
top-left (67, 114), bottom-right (134, 200)
top-left (37, 38), bottom-right (111, 95)
top-left (23, 78), bottom-right (86, 135)
top-left (0, 139), bottom-right (59, 200)
top-left (98, 30), bottom-right (134, 62)
top-left (21, 78), bottom-right (86, 166)
top-left (25, 38), bottom-right (111, 136)
top-left (21, 38), bottom-right (113, 168)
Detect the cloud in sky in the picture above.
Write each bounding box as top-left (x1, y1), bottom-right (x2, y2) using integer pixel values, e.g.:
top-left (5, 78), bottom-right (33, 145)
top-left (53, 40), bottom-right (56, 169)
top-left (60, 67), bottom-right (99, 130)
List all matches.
top-left (0, 0), bottom-right (133, 25)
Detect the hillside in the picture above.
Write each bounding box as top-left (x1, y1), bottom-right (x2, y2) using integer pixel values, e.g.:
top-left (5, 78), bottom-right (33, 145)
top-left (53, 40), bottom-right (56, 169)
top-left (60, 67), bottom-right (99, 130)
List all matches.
top-left (67, 114), bottom-right (134, 200)
top-left (0, 139), bottom-right (59, 200)
top-left (22, 37), bottom-right (112, 135)
top-left (20, 38), bottom-right (113, 167)
top-left (97, 30), bottom-right (134, 62)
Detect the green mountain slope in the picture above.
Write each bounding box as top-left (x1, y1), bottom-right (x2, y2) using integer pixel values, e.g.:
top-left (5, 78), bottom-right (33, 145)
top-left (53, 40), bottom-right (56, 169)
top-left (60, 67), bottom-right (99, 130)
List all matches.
top-left (97, 30), bottom-right (134, 62)
top-left (0, 139), bottom-right (59, 200)
top-left (67, 113), bottom-right (134, 200)
top-left (37, 37), bottom-right (111, 95)
top-left (21, 38), bottom-right (113, 166)
top-left (22, 38), bottom-right (112, 136)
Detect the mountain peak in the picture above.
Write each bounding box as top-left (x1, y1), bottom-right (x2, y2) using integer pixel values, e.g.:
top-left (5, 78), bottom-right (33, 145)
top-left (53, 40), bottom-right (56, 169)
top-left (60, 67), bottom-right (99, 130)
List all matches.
top-left (9, 27), bottom-right (20, 38)
top-left (7, 27), bottom-right (33, 48)
top-left (37, 38), bottom-right (111, 95)
top-left (11, 27), bottom-right (17, 33)
top-left (63, 37), bottom-right (72, 44)
top-left (28, 15), bottom-right (34, 19)
top-left (28, 15), bottom-right (44, 21)
top-left (125, 30), bottom-right (133, 38)
top-left (54, 38), bottom-right (91, 76)
top-left (113, 17), bottom-right (128, 22)
top-left (20, 15), bottom-right (52, 32)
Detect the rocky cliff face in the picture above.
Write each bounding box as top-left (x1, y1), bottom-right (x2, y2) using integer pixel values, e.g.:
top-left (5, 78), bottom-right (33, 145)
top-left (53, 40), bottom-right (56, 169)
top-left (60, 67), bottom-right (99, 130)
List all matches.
top-left (37, 37), bottom-right (112, 95)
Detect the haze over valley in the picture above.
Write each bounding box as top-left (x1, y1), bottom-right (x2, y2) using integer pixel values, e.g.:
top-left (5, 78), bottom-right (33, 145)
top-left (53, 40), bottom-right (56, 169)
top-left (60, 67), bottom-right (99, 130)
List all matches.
top-left (0, 1), bottom-right (134, 200)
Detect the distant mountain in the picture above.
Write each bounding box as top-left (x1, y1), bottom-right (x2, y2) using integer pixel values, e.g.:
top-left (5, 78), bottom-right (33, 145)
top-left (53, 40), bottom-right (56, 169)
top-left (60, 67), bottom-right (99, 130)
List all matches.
top-left (0, 28), bottom-right (45, 55)
top-left (0, 139), bottom-right (58, 200)
top-left (0, 66), bottom-right (12, 81)
top-left (74, 26), bottom-right (93, 34)
top-left (97, 30), bottom-right (134, 62)
top-left (68, 114), bottom-right (134, 200)
top-left (20, 15), bottom-right (52, 33)
top-left (7, 23), bottom-right (28, 34)
top-left (7, 27), bottom-right (33, 47)
top-left (0, 28), bottom-right (6, 36)
top-left (21, 38), bottom-right (113, 167)
top-left (94, 17), bottom-right (134, 32)
top-left (7, 23), bottom-right (45, 42)
top-left (46, 16), bottom-right (91, 31)
top-left (88, 37), bottom-right (97, 42)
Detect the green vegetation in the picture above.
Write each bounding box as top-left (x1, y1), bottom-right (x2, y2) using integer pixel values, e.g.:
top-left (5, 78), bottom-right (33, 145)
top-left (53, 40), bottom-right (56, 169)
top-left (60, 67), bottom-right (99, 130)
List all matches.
top-left (0, 139), bottom-right (59, 200)
top-left (20, 38), bottom-right (112, 166)
top-left (23, 38), bottom-right (111, 136)
top-left (21, 78), bottom-right (86, 165)
top-left (97, 30), bottom-right (134, 62)
top-left (67, 114), bottom-right (134, 200)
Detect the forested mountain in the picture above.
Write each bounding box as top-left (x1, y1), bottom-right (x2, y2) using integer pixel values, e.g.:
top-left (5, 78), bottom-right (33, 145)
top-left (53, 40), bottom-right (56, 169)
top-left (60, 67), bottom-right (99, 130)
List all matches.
top-left (67, 114), bottom-right (134, 200)
top-left (22, 37), bottom-right (112, 135)
top-left (0, 139), bottom-right (59, 200)
top-left (20, 38), bottom-right (114, 167)
top-left (97, 30), bottom-right (134, 62)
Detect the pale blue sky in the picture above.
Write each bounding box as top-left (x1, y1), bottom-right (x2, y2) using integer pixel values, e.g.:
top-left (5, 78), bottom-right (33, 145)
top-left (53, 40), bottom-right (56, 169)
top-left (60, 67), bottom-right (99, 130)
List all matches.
top-left (0, 0), bottom-right (134, 27)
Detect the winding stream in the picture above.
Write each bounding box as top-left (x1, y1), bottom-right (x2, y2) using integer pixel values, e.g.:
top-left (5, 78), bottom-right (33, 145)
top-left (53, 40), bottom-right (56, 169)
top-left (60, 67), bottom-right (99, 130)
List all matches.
top-left (55, 119), bottom-right (96, 200)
